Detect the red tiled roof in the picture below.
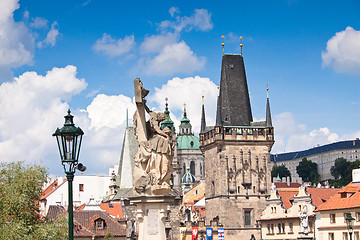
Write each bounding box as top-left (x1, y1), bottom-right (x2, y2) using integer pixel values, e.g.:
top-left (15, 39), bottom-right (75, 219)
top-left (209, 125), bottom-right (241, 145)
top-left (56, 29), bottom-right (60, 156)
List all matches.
top-left (316, 182), bottom-right (360, 211)
top-left (40, 178), bottom-right (67, 200)
top-left (275, 182), bottom-right (302, 188)
top-left (74, 210), bottom-right (126, 237)
top-left (277, 187), bottom-right (339, 210)
top-left (76, 203), bottom-right (86, 211)
top-left (100, 203), bottom-right (124, 218)
top-left (277, 188), bottom-right (298, 209)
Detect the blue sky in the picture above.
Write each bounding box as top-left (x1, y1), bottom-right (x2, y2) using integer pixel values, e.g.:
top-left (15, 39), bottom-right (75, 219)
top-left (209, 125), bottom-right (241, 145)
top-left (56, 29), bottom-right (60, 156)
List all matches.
top-left (0, 0), bottom-right (359, 176)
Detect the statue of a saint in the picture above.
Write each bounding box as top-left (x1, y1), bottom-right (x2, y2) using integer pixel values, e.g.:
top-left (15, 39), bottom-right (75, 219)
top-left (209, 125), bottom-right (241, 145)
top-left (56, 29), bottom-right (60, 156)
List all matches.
top-left (133, 78), bottom-right (174, 195)
top-left (300, 204), bottom-right (309, 235)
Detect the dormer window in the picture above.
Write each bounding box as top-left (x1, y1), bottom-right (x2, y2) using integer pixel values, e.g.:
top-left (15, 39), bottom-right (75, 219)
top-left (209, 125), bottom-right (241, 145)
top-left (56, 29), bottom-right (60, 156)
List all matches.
top-left (95, 219), bottom-right (105, 230)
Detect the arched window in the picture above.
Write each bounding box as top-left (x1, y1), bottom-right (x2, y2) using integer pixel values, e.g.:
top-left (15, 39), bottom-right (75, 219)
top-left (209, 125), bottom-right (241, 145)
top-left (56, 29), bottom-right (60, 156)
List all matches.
top-left (190, 161), bottom-right (195, 175)
top-left (200, 163), bottom-right (202, 176)
top-left (183, 163), bottom-right (186, 175)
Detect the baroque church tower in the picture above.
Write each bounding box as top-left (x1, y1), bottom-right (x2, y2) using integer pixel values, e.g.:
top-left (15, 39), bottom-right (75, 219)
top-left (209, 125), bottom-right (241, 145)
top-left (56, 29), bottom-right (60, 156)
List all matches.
top-left (199, 53), bottom-right (274, 239)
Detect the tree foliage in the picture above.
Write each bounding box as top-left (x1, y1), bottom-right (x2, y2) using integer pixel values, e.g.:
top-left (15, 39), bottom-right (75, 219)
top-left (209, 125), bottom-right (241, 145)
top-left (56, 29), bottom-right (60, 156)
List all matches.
top-left (330, 158), bottom-right (360, 187)
top-left (296, 158), bottom-right (319, 183)
top-left (0, 161), bottom-right (67, 240)
top-left (271, 165), bottom-right (291, 180)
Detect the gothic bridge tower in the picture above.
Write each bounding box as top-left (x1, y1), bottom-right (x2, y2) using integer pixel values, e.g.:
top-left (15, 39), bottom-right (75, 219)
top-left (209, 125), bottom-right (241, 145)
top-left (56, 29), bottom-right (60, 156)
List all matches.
top-left (199, 53), bottom-right (274, 240)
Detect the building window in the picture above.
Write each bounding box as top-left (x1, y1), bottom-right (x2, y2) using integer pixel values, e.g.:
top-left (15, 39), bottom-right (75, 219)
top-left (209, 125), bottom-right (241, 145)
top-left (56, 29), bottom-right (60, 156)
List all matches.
top-left (244, 209), bottom-right (251, 226)
top-left (267, 224), bottom-right (274, 235)
top-left (330, 213), bottom-right (336, 223)
top-left (95, 219), bottom-right (105, 230)
top-left (329, 232), bottom-right (334, 240)
top-left (79, 184), bottom-right (84, 192)
top-left (288, 222), bottom-right (293, 233)
top-left (355, 232), bottom-right (359, 240)
top-left (277, 223), bottom-right (285, 234)
top-left (356, 212), bottom-right (360, 222)
top-left (343, 232), bottom-right (349, 240)
top-left (190, 161), bottom-right (195, 175)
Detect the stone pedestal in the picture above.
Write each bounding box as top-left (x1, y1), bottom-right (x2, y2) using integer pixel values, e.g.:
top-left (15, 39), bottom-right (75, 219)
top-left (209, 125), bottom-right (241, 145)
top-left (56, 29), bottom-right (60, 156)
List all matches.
top-left (130, 195), bottom-right (175, 240)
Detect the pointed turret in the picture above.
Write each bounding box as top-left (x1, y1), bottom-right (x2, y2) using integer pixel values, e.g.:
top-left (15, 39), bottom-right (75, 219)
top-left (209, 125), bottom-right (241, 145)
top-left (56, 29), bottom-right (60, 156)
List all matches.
top-left (160, 98), bottom-right (175, 132)
top-left (215, 54), bottom-right (253, 126)
top-left (179, 103), bottom-right (192, 135)
top-left (266, 85), bottom-right (273, 128)
top-left (200, 95), bottom-right (206, 133)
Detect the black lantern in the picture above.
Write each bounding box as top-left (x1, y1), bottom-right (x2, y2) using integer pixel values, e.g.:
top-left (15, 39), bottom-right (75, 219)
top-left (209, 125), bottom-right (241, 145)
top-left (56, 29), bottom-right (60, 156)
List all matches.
top-left (346, 212), bottom-right (355, 240)
top-left (53, 109), bottom-right (84, 174)
top-left (53, 109), bottom-right (85, 240)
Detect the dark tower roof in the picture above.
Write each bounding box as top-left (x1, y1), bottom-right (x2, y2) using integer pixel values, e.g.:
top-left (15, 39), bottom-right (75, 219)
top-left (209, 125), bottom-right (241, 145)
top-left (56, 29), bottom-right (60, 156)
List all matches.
top-left (216, 54), bottom-right (253, 126)
top-left (200, 97), bottom-right (206, 133)
top-left (266, 90), bottom-right (272, 128)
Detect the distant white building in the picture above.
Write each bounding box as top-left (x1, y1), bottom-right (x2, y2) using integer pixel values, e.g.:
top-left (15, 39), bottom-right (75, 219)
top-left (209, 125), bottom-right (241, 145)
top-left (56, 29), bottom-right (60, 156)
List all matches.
top-left (40, 174), bottom-right (111, 216)
top-left (271, 139), bottom-right (360, 181)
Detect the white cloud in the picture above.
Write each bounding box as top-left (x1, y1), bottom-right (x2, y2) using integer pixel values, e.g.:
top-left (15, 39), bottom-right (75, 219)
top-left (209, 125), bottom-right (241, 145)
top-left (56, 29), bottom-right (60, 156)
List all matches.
top-left (0, 0), bottom-right (35, 78)
top-left (37, 21), bottom-right (60, 48)
top-left (159, 8), bottom-right (213, 32)
top-left (30, 17), bottom-right (48, 29)
top-left (272, 112), bottom-right (340, 153)
top-left (93, 34), bottom-right (135, 57)
top-left (145, 41), bottom-right (206, 76)
top-left (322, 26), bottom-right (360, 74)
top-left (0, 65), bottom-right (87, 167)
top-left (86, 94), bottom-right (136, 131)
top-left (169, 7), bottom-right (180, 17)
top-left (140, 33), bottom-right (178, 54)
top-left (148, 76), bottom-right (218, 133)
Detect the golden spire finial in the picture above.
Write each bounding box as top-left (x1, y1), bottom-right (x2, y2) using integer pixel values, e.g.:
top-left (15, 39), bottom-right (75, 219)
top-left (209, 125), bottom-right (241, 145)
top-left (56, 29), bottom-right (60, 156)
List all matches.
top-left (202, 90), bottom-right (205, 104)
top-left (165, 97), bottom-right (168, 107)
top-left (267, 83), bottom-right (269, 98)
top-left (240, 36), bottom-right (243, 55)
top-left (183, 103), bottom-right (187, 113)
top-left (221, 35), bottom-right (225, 55)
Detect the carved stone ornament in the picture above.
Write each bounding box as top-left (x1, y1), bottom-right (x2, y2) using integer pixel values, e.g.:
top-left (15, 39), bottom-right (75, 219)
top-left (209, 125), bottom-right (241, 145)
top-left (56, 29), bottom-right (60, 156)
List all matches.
top-left (133, 78), bottom-right (174, 195)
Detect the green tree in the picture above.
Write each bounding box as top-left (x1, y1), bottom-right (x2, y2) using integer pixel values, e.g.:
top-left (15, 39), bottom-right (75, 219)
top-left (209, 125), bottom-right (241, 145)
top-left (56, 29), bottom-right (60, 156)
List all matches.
top-left (271, 165), bottom-right (291, 180)
top-left (0, 161), bottom-right (67, 240)
top-left (330, 158), bottom-right (360, 187)
top-left (296, 158), bottom-right (319, 183)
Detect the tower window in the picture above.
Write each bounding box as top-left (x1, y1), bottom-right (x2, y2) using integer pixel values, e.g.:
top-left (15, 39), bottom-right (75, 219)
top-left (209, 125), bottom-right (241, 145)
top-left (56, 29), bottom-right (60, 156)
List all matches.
top-left (190, 141), bottom-right (194, 147)
top-left (244, 209), bottom-right (252, 226)
top-left (79, 184), bottom-right (84, 192)
top-left (190, 161), bottom-right (195, 175)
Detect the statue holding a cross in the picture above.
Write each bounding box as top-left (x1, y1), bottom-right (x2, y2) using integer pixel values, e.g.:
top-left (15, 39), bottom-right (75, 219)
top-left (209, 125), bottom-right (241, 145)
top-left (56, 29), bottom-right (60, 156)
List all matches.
top-left (133, 78), bottom-right (174, 195)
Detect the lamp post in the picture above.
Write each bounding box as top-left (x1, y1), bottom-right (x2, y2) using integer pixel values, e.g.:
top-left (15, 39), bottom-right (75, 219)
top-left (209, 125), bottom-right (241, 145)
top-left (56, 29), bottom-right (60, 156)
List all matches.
top-left (53, 109), bottom-right (85, 240)
top-left (346, 212), bottom-right (355, 240)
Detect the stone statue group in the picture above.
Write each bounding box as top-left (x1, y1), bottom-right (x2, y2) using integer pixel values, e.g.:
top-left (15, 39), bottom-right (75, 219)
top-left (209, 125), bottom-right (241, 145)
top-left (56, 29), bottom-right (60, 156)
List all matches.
top-left (132, 78), bottom-right (174, 195)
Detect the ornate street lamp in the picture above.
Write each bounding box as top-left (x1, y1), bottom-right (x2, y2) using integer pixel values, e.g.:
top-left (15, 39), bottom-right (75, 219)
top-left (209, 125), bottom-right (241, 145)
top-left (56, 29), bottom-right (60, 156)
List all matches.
top-left (346, 212), bottom-right (355, 240)
top-left (53, 109), bottom-right (85, 240)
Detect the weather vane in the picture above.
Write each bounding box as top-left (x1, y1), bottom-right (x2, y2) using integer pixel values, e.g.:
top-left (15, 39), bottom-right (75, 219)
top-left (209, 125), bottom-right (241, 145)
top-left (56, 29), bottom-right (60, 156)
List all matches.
top-left (221, 35), bottom-right (225, 55)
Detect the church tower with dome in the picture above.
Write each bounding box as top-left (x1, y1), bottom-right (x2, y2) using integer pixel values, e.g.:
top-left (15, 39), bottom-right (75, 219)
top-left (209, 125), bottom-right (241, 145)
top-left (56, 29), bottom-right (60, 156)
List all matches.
top-left (171, 104), bottom-right (205, 192)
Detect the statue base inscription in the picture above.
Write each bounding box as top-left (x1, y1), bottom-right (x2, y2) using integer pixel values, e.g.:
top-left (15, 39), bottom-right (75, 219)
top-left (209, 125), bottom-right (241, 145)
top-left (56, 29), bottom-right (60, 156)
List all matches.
top-left (130, 195), bottom-right (175, 240)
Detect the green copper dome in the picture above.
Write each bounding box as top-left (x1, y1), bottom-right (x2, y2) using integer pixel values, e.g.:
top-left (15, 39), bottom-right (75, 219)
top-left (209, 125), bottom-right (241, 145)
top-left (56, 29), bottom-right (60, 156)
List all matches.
top-left (177, 135), bottom-right (200, 150)
top-left (181, 168), bottom-right (196, 185)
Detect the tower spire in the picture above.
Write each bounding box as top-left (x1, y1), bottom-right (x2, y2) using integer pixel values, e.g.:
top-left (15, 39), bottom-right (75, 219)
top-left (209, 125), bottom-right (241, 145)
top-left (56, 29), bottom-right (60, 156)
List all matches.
top-left (216, 54), bottom-right (253, 126)
top-left (266, 83), bottom-right (273, 128)
top-left (160, 97), bottom-right (175, 132)
top-left (200, 94), bottom-right (206, 133)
